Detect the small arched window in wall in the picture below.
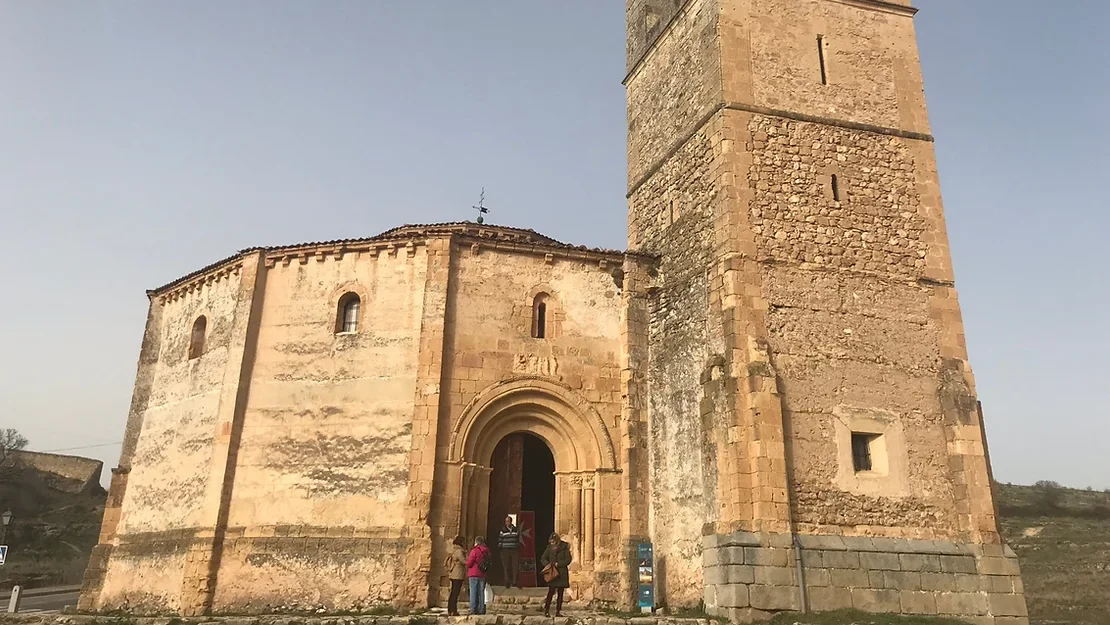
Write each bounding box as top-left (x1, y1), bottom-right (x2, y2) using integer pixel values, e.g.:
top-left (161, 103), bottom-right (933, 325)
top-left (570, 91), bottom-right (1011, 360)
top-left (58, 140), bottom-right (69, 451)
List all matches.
top-left (188, 316), bottom-right (207, 360)
top-left (336, 293), bottom-right (361, 334)
top-left (531, 293), bottom-right (549, 339)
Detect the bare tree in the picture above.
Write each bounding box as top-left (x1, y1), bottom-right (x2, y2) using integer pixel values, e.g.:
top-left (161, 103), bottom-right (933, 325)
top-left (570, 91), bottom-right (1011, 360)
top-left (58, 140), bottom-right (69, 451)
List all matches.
top-left (0, 428), bottom-right (29, 481)
top-left (1034, 480), bottom-right (1064, 510)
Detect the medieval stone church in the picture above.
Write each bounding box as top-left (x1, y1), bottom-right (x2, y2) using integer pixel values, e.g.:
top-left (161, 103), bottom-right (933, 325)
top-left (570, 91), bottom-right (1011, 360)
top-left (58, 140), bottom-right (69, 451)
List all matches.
top-left (79, 0), bottom-right (1028, 622)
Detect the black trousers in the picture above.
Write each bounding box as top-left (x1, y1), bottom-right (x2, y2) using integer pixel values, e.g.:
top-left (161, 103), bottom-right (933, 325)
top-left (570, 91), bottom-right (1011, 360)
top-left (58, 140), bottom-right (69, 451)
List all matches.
top-left (544, 586), bottom-right (565, 614)
top-left (447, 579), bottom-right (464, 615)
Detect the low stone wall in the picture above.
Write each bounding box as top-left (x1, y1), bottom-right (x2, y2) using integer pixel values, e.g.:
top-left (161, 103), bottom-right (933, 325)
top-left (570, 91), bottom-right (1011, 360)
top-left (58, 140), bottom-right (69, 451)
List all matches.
top-left (11, 451), bottom-right (103, 494)
top-left (703, 531), bottom-right (1027, 624)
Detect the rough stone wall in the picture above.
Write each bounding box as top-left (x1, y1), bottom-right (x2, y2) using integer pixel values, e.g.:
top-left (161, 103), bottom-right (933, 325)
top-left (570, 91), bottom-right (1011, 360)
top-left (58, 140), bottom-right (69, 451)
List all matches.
top-left (626, 0), bottom-right (739, 609)
top-left (627, 0), bottom-right (721, 189)
top-left (747, 115), bottom-right (963, 535)
top-left (748, 116), bottom-right (928, 273)
top-left (626, 0), bottom-right (687, 72)
top-left (211, 247), bottom-right (429, 611)
top-left (628, 0), bottom-right (1019, 617)
top-left (11, 451), bottom-right (104, 493)
top-left (737, 0), bottom-right (929, 133)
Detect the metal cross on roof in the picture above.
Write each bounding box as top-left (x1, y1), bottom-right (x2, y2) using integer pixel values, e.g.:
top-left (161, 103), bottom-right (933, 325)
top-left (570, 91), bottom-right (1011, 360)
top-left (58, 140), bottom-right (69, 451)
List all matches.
top-left (472, 188), bottom-right (490, 224)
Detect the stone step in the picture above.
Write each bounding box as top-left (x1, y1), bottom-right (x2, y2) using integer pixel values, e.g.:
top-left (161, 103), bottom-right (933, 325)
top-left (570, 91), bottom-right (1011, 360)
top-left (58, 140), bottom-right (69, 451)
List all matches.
top-left (485, 587), bottom-right (584, 608)
top-left (2, 614), bottom-right (711, 625)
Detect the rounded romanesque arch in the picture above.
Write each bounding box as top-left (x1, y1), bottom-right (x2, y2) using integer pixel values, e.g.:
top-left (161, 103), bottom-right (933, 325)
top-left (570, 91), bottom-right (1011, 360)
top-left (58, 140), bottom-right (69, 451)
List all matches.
top-left (448, 376), bottom-right (617, 472)
top-left (440, 376), bottom-right (617, 590)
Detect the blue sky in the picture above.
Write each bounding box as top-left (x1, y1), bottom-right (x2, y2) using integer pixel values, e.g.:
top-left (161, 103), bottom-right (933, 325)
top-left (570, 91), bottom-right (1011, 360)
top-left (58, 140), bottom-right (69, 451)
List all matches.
top-left (0, 1), bottom-right (1106, 490)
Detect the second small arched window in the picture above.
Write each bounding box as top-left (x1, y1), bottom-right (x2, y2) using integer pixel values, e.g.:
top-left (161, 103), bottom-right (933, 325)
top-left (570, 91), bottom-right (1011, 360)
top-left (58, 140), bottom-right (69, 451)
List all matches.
top-left (336, 293), bottom-right (361, 334)
top-left (188, 315), bottom-right (207, 360)
top-left (531, 293), bottom-right (549, 339)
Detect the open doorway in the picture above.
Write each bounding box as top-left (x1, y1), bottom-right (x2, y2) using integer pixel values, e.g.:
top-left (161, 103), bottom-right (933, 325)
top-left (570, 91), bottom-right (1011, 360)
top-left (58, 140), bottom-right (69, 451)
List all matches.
top-left (486, 432), bottom-right (555, 587)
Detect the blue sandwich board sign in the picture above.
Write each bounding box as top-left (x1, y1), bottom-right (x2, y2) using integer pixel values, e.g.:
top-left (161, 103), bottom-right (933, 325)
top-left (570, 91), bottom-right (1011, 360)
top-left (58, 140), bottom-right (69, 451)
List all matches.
top-left (0, 546), bottom-right (7, 566)
top-left (637, 542), bottom-right (653, 613)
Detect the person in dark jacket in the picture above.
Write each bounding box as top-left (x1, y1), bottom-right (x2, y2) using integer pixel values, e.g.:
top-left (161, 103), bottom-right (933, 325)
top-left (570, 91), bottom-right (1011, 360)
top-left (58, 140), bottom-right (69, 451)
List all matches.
top-left (540, 532), bottom-right (572, 617)
top-left (445, 535), bottom-right (467, 616)
top-left (497, 515), bottom-right (521, 588)
top-left (465, 536), bottom-right (491, 615)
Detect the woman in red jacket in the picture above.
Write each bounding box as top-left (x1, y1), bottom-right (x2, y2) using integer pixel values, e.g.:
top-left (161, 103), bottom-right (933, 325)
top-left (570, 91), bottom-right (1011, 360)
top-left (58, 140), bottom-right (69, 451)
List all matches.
top-left (465, 536), bottom-right (491, 615)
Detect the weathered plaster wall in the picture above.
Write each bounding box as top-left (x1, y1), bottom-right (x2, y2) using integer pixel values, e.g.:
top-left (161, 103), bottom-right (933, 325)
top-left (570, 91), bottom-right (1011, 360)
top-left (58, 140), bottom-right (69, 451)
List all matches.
top-left (211, 247), bottom-right (429, 610)
top-left (629, 120), bottom-right (726, 606)
top-left (97, 269), bottom-right (245, 612)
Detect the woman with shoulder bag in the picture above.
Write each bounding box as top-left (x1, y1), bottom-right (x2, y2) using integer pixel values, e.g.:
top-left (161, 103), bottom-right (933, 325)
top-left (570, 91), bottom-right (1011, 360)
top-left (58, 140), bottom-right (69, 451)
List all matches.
top-left (540, 532), bottom-right (572, 617)
top-left (445, 535), bottom-right (468, 616)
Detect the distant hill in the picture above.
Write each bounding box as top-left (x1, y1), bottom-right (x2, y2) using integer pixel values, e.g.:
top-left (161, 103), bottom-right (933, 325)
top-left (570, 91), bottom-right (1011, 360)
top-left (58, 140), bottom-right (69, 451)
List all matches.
top-left (0, 451), bottom-right (107, 589)
top-left (996, 482), bottom-right (1110, 625)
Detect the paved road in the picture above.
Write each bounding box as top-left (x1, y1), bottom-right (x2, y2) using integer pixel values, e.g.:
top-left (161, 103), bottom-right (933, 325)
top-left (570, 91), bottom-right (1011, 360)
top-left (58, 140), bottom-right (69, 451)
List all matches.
top-left (5, 590), bottom-right (80, 614)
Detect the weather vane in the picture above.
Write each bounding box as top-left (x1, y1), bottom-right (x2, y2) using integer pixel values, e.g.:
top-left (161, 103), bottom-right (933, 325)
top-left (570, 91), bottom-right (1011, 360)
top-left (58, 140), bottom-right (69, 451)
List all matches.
top-left (472, 188), bottom-right (490, 224)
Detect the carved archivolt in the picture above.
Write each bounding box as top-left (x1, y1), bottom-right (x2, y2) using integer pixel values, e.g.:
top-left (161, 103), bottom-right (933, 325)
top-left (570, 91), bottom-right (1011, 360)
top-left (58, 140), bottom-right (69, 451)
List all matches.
top-left (449, 376), bottom-right (617, 471)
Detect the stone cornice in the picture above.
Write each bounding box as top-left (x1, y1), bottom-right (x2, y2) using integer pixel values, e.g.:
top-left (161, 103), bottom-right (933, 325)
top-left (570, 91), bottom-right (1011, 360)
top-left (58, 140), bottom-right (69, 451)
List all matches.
top-left (452, 232), bottom-right (656, 267)
top-left (149, 223), bottom-right (657, 301)
top-left (826, 0), bottom-right (917, 17)
top-left (627, 100), bottom-right (933, 198)
top-left (263, 237), bottom-right (424, 268)
top-left (149, 257), bottom-right (245, 303)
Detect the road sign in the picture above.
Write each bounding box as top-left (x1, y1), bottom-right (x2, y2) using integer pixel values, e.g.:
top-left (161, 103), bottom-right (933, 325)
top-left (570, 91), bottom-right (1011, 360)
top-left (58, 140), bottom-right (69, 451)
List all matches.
top-left (0, 546), bottom-right (7, 566)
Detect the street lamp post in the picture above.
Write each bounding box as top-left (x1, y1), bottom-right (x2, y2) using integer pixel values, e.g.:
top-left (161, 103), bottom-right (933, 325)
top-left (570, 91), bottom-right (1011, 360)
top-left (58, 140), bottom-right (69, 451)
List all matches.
top-left (1, 509), bottom-right (12, 546)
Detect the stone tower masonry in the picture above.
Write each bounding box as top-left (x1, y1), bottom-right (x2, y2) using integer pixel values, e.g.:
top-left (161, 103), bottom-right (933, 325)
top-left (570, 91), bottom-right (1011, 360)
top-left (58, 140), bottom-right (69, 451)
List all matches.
top-left (626, 0), bottom-right (1029, 622)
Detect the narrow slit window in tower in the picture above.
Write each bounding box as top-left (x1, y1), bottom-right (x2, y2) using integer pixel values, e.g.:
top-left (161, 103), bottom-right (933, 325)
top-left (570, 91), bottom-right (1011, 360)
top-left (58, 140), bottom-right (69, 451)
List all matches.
top-left (831, 174), bottom-right (841, 202)
top-left (818, 36), bottom-right (829, 85)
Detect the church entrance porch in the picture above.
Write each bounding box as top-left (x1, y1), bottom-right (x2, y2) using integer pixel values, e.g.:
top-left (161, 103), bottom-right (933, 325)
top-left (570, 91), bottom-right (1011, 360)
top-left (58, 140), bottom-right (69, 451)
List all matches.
top-left (436, 377), bottom-right (623, 608)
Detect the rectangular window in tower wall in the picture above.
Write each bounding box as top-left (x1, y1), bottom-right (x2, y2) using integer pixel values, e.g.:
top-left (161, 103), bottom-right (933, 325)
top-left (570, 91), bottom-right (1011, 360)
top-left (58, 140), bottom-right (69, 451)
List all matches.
top-left (851, 433), bottom-right (879, 472)
top-left (818, 36), bottom-right (829, 85)
top-left (831, 174), bottom-right (841, 202)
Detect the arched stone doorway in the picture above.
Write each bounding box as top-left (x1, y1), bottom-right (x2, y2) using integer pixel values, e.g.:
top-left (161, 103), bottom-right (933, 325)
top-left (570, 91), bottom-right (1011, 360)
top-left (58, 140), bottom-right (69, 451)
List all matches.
top-left (441, 377), bottom-right (618, 600)
top-left (486, 433), bottom-right (555, 587)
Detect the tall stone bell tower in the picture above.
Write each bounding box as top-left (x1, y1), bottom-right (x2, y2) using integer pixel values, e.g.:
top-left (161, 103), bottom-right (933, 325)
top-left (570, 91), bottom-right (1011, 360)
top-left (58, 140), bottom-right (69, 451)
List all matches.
top-left (625, 0), bottom-right (1028, 621)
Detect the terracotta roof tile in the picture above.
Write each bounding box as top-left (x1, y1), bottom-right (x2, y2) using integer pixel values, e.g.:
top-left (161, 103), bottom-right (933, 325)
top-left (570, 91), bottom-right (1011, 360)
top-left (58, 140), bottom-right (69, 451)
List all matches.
top-left (150, 222), bottom-right (651, 295)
